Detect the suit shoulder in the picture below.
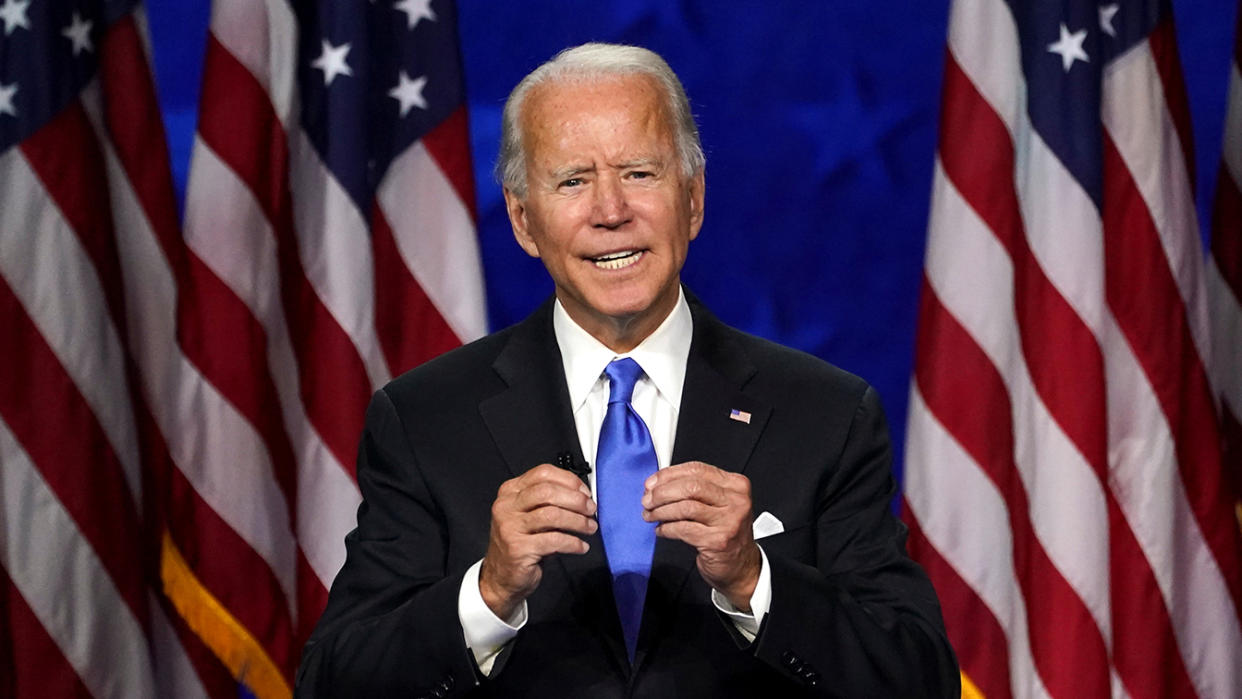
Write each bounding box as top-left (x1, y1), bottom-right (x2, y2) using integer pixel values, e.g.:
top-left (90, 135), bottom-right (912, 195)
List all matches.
top-left (688, 294), bottom-right (870, 401)
top-left (724, 325), bottom-right (872, 401)
top-left (379, 324), bottom-right (516, 406)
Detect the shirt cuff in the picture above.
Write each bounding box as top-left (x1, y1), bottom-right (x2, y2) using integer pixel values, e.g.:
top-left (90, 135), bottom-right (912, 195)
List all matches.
top-left (710, 545), bottom-right (771, 642)
top-left (458, 559), bottom-right (526, 674)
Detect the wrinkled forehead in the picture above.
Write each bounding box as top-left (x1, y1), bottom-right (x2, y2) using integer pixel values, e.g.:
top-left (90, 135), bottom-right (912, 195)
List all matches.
top-left (519, 74), bottom-right (677, 163)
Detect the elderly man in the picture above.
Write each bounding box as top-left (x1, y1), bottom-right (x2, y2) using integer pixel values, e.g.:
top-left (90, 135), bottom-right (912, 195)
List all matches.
top-left (296, 43), bottom-right (958, 698)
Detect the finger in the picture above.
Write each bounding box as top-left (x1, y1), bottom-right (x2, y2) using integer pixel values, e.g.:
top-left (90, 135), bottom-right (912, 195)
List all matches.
top-left (498, 464), bottom-right (586, 500)
top-left (655, 460), bottom-right (736, 483)
top-left (656, 521), bottom-right (754, 557)
top-left (520, 463), bottom-right (591, 491)
top-left (513, 480), bottom-right (597, 516)
top-left (643, 499), bottom-right (716, 525)
top-left (524, 505), bottom-right (599, 536)
top-left (527, 530), bottom-right (591, 556)
top-left (648, 460), bottom-right (715, 485)
top-left (645, 461), bottom-right (749, 496)
top-left (643, 475), bottom-right (732, 510)
top-left (653, 520), bottom-right (714, 547)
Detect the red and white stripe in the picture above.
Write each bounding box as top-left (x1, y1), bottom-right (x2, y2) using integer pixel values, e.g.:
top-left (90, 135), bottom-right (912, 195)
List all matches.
top-left (163, 0), bottom-right (486, 690)
top-left (0, 6), bottom-right (233, 697)
top-left (1208, 3), bottom-right (1242, 524)
top-left (903, 0), bottom-right (1242, 697)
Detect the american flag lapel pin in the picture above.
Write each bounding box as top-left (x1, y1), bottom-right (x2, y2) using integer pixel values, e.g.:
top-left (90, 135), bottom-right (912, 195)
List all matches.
top-left (729, 408), bottom-right (752, 424)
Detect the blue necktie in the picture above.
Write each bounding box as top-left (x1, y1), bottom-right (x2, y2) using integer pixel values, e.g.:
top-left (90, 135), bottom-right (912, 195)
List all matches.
top-left (596, 358), bottom-right (658, 662)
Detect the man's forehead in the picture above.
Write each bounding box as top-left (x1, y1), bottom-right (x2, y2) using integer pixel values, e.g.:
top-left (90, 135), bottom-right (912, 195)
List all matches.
top-left (522, 76), bottom-right (675, 160)
top-left (528, 70), bottom-right (658, 99)
top-left (522, 74), bottom-right (667, 128)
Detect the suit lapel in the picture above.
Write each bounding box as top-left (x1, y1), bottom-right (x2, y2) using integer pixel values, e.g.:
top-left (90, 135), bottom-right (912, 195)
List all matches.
top-left (635, 298), bottom-right (772, 669)
top-left (668, 302), bottom-right (771, 475)
top-left (477, 300), bottom-right (630, 673)
top-left (478, 301), bottom-right (583, 481)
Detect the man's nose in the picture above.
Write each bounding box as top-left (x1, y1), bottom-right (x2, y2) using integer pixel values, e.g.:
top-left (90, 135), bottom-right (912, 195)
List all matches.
top-left (590, 176), bottom-right (631, 229)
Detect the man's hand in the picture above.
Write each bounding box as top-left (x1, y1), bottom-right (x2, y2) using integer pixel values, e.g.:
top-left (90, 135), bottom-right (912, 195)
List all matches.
top-left (641, 461), bottom-right (762, 611)
top-left (479, 464), bottom-right (597, 620)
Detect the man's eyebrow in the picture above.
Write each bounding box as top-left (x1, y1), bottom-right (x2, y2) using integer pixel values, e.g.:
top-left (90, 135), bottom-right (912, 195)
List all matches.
top-left (549, 164), bottom-right (595, 181)
top-left (615, 158), bottom-right (663, 170)
top-left (546, 159), bottom-right (664, 181)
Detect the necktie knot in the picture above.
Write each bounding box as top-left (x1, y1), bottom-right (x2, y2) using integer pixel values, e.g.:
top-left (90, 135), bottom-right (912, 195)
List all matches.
top-left (604, 357), bottom-right (644, 405)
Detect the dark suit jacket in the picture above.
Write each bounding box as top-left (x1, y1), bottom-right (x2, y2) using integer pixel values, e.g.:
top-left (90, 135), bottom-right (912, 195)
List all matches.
top-left (296, 294), bottom-right (958, 698)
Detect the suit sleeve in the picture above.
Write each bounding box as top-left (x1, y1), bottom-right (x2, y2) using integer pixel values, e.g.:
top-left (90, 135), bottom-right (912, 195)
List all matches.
top-left (751, 386), bottom-right (960, 698)
top-left (295, 389), bottom-right (482, 698)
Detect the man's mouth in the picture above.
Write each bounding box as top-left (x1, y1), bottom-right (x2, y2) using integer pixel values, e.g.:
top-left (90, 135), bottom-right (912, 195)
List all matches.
top-left (590, 250), bottom-right (644, 270)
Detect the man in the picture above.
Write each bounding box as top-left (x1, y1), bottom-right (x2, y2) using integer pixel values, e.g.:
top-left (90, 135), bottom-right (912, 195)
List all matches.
top-left (296, 43), bottom-right (958, 698)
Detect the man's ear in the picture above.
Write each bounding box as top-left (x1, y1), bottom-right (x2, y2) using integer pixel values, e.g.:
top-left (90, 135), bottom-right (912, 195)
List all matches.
top-left (503, 187), bottom-right (541, 258)
top-left (687, 170), bottom-right (705, 241)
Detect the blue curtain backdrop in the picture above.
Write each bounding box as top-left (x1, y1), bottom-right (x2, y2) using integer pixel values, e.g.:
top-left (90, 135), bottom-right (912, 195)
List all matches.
top-left (145, 0), bottom-right (1237, 486)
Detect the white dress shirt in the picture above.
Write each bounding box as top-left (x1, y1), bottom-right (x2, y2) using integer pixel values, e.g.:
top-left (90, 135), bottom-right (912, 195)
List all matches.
top-left (458, 289), bottom-right (771, 672)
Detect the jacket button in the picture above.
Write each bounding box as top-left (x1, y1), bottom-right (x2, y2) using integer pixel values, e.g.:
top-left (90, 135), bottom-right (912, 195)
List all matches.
top-left (781, 650), bottom-right (799, 668)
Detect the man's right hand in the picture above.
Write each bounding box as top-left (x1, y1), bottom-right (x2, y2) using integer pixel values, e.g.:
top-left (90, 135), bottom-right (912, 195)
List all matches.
top-left (479, 464), bottom-right (597, 620)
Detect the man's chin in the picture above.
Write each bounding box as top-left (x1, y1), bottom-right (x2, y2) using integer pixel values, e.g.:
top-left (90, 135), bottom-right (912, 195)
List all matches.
top-left (563, 296), bottom-right (661, 333)
top-left (592, 294), bottom-right (667, 325)
top-left (558, 282), bottom-right (680, 332)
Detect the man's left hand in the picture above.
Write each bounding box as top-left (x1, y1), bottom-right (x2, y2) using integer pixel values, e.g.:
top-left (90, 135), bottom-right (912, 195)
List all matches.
top-left (642, 461), bottom-right (762, 611)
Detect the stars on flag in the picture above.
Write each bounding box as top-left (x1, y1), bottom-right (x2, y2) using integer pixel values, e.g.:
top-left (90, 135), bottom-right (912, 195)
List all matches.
top-left (0, 81), bottom-right (17, 117)
top-left (395, 0), bottom-right (436, 30)
top-left (62, 12), bottom-right (93, 56)
top-left (0, 0), bottom-right (19, 118)
top-left (307, 1), bottom-right (438, 118)
top-left (1099, 4), bottom-right (1119, 38)
top-left (1045, 5), bottom-right (1126, 74)
top-left (389, 70), bottom-right (428, 116)
top-left (384, 0), bottom-right (433, 116)
top-left (0, 0), bottom-right (29, 35)
top-left (1047, 22), bottom-right (1089, 72)
top-left (0, 1), bottom-right (113, 132)
top-left (294, 0), bottom-right (466, 210)
top-left (312, 39), bottom-right (353, 85)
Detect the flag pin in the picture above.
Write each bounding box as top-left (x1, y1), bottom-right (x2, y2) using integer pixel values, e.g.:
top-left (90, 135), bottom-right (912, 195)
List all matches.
top-left (729, 409), bottom-right (752, 424)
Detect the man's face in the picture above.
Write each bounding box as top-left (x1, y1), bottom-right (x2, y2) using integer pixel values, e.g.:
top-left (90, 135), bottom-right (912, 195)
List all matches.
top-left (504, 74), bottom-right (705, 349)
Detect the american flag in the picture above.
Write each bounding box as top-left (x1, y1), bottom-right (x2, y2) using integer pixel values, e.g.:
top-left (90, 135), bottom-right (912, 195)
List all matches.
top-left (1210, 3), bottom-right (1242, 550)
top-left (168, 0), bottom-right (486, 695)
top-left (0, 0), bottom-right (486, 695)
top-left (0, 0), bottom-right (226, 696)
top-left (903, 0), bottom-right (1242, 697)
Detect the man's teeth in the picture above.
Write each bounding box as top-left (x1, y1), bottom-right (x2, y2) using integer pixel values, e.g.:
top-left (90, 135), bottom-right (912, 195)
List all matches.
top-left (592, 250), bottom-right (643, 270)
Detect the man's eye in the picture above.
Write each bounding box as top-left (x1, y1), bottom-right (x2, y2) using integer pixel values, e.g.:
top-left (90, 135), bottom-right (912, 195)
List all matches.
top-left (560, 178), bottom-right (583, 188)
top-left (628, 171), bottom-right (653, 179)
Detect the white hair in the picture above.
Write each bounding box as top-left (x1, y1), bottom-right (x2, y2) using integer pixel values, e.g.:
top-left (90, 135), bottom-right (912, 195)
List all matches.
top-left (495, 43), bottom-right (706, 197)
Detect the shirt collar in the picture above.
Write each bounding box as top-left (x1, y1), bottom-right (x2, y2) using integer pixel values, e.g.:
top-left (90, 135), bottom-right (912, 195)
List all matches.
top-left (553, 287), bottom-right (693, 413)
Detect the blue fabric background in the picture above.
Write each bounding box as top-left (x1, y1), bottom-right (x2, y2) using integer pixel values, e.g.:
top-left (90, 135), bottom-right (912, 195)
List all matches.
top-left (145, 0), bottom-right (1237, 486)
